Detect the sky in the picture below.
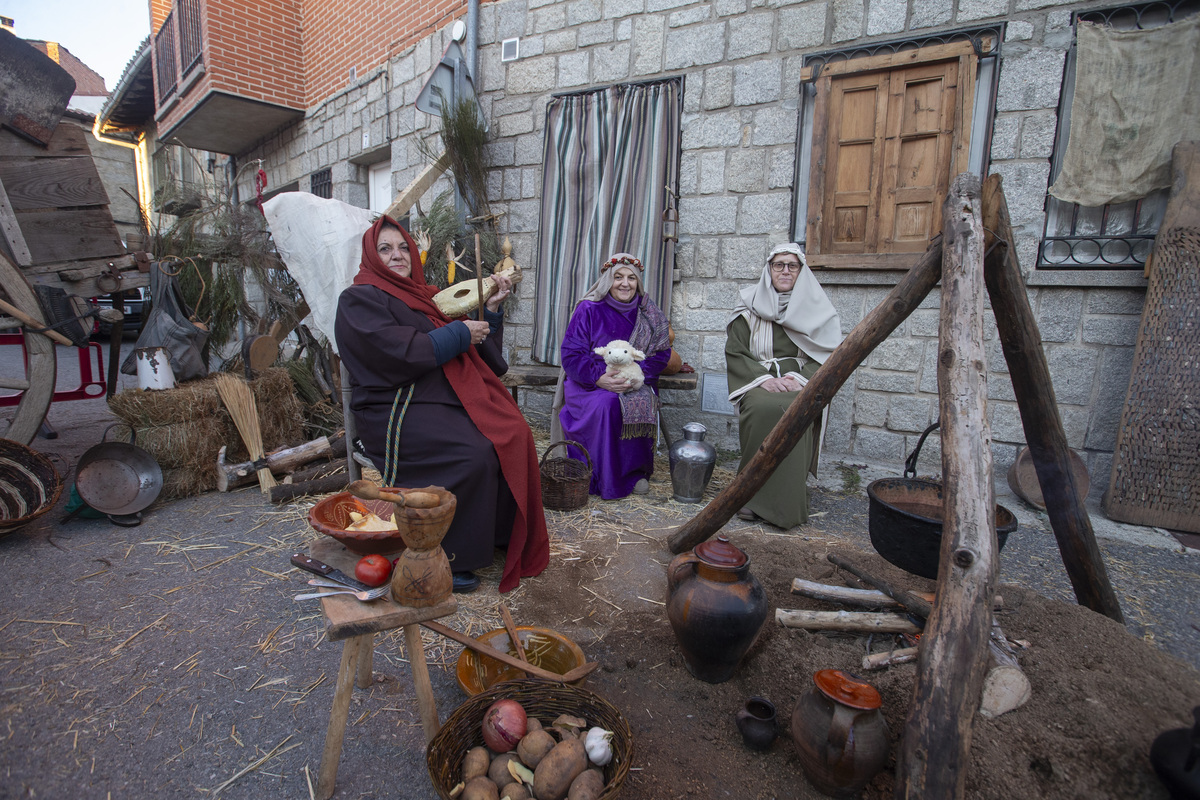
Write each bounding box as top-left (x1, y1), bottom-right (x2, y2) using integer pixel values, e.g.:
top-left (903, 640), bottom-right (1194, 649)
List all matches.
top-left (4, 0), bottom-right (152, 92)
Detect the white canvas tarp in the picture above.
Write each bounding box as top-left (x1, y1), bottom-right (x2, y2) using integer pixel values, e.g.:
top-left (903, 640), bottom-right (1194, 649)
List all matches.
top-left (1049, 15), bottom-right (1200, 207)
top-left (262, 193), bottom-right (375, 353)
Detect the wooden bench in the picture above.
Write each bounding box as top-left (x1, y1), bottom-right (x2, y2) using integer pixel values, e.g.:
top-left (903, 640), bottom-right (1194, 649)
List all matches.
top-left (499, 363), bottom-right (698, 402)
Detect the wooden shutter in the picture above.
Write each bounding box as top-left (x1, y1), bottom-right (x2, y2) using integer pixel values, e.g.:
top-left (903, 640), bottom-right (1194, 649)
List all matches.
top-left (805, 40), bottom-right (981, 270)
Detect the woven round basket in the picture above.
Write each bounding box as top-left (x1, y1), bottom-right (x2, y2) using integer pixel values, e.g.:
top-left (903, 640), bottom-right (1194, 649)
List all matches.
top-left (0, 439), bottom-right (63, 535)
top-left (540, 440), bottom-right (591, 511)
top-left (427, 679), bottom-right (633, 800)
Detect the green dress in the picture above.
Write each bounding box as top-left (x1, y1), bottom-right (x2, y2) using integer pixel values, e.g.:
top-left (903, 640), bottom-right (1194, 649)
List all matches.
top-left (725, 315), bottom-right (822, 528)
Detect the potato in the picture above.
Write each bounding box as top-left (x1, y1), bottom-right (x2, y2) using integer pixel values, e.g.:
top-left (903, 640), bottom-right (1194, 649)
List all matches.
top-left (461, 775), bottom-right (500, 800)
top-left (526, 717), bottom-right (543, 733)
top-left (567, 768), bottom-right (605, 800)
top-left (463, 746), bottom-right (491, 782)
top-left (532, 737), bottom-right (588, 800)
top-left (516, 728), bottom-right (556, 768)
top-left (498, 782), bottom-right (530, 800)
top-left (488, 752), bottom-right (524, 786)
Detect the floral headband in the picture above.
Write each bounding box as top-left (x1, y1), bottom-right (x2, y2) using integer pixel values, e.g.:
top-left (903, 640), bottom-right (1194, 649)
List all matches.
top-left (601, 253), bottom-right (644, 272)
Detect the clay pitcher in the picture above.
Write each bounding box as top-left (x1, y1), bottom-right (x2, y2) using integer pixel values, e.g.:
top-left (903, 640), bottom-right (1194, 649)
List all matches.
top-left (791, 670), bottom-right (889, 798)
top-left (736, 696), bottom-right (778, 751)
top-left (389, 486), bottom-right (455, 607)
top-left (666, 535), bottom-right (767, 683)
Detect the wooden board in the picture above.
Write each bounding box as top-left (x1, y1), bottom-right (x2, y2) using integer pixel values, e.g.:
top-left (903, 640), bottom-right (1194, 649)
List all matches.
top-left (0, 123), bottom-right (89, 159)
top-left (11, 208), bottom-right (125, 264)
top-left (0, 158), bottom-right (110, 210)
top-left (307, 538), bottom-right (457, 641)
top-left (0, 29), bottom-right (74, 145)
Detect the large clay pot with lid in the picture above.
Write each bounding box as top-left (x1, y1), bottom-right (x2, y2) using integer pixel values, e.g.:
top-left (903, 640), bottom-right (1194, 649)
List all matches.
top-left (666, 535), bottom-right (768, 683)
top-left (791, 670), bottom-right (889, 798)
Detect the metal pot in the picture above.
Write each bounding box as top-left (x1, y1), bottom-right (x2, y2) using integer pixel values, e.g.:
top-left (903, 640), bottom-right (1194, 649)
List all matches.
top-left (866, 422), bottom-right (1017, 580)
top-left (73, 424), bottom-right (163, 526)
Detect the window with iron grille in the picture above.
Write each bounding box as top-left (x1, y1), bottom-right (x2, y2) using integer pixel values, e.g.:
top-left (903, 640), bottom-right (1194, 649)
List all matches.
top-left (154, 11), bottom-right (178, 102)
top-left (178, 0), bottom-right (203, 78)
top-left (311, 168), bottom-right (332, 199)
top-left (1039, 0), bottom-right (1200, 270)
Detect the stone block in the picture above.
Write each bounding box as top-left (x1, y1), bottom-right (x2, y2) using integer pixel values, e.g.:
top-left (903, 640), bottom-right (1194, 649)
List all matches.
top-left (1044, 345), bottom-right (1097, 405)
top-left (592, 43), bottom-right (631, 82)
top-left (721, 237), bottom-right (769, 279)
top-left (616, 18), bottom-right (633, 39)
top-left (856, 369), bottom-right (919, 394)
top-left (996, 48), bottom-right (1067, 112)
top-left (1006, 20), bottom-right (1035, 41)
top-left (685, 308), bottom-right (736, 332)
top-left (681, 196), bottom-right (740, 235)
top-left (695, 237), bottom-right (720, 277)
top-left (1086, 289), bottom-right (1146, 315)
top-left (987, 161), bottom-right (1052, 227)
top-left (715, 0), bottom-right (748, 15)
top-left (557, 51), bottom-right (590, 87)
top-left (671, 6), bottom-right (712, 27)
top-left (959, 0), bottom-right (1007, 21)
top-left (568, 0), bottom-right (602, 26)
top-left (910, 0), bottom-right (951, 28)
top-left (532, 4), bottom-right (567, 33)
top-left (990, 114), bottom-right (1020, 160)
top-left (918, 343), bottom-right (938, 394)
top-left (705, 281), bottom-right (743, 309)
top-left (727, 150), bottom-right (766, 193)
top-left (633, 15), bottom-right (666, 75)
top-left (698, 151), bottom-right (726, 194)
top-left (768, 149), bottom-right (794, 189)
top-left (832, 0), bottom-right (864, 42)
top-left (519, 35), bottom-right (546, 59)
top-left (739, 193), bottom-right (791, 234)
top-left (867, 337), bottom-right (924, 370)
top-left (854, 391), bottom-right (888, 426)
top-left (488, 139), bottom-right (517, 167)
top-left (681, 111), bottom-right (744, 149)
top-left (508, 57), bottom-right (557, 94)
top-left (506, 198), bottom-right (541, 232)
top-left (503, 168), bottom-right (522, 200)
top-left (664, 24), bottom-right (727, 70)
top-left (989, 401), bottom-right (1025, 444)
top-left (495, 3), bottom-right (526, 40)
top-left (515, 133), bottom-right (544, 166)
top-left (605, 0), bottom-right (646, 17)
top-left (866, 0), bottom-right (906, 36)
top-left (498, 113), bottom-right (536, 138)
top-left (545, 30), bottom-right (578, 53)
top-left (906, 309), bottom-right (939, 338)
top-left (854, 427), bottom-right (906, 463)
top-left (888, 395), bottom-right (934, 434)
top-left (703, 66), bottom-right (734, 110)
top-left (734, 61), bottom-right (782, 105)
top-left (752, 106), bottom-right (798, 146)
top-left (679, 152), bottom-right (699, 195)
top-left (701, 344), bottom-right (728, 371)
top-left (1016, 0), bottom-right (1076, 11)
top-left (1036, 287), bottom-right (1083, 343)
top-left (1082, 317), bottom-right (1140, 347)
top-left (579, 20), bottom-right (615, 46)
top-left (1059, 405), bottom-right (1089, 450)
top-left (1020, 111), bottom-right (1058, 159)
top-left (825, 397), bottom-right (855, 453)
top-left (729, 14), bottom-right (774, 60)
top-left (778, 4), bottom-right (828, 50)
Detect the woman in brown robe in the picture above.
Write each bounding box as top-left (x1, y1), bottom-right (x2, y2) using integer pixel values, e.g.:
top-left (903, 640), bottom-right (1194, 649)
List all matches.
top-left (334, 216), bottom-right (549, 593)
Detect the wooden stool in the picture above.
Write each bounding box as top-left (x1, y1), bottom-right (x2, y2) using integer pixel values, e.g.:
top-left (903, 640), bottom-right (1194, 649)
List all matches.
top-left (308, 539), bottom-right (457, 800)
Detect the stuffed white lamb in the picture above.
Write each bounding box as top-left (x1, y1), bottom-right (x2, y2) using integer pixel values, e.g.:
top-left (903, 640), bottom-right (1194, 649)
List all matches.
top-left (595, 339), bottom-right (646, 392)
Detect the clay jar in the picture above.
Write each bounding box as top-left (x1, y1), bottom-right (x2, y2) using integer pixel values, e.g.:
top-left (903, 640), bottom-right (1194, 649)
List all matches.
top-left (736, 696), bottom-right (778, 751)
top-left (791, 670), bottom-right (889, 798)
top-left (389, 486), bottom-right (455, 607)
top-left (666, 535), bottom-right (767, 683)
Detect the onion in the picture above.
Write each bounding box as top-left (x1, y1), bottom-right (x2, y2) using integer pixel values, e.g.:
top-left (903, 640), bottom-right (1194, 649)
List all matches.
top-left (482, 698), bottom-right (527, 753)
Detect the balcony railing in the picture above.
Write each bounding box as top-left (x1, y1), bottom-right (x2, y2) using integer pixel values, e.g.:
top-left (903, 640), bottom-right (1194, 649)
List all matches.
top-left (155, 10), bottom-right (178, 101)
top-left (179, 0), bottom-right (203, 77)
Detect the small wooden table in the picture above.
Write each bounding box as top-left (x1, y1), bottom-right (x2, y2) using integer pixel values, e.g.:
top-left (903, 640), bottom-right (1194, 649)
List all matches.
top-left (307, 539), bottom-right (457, 800)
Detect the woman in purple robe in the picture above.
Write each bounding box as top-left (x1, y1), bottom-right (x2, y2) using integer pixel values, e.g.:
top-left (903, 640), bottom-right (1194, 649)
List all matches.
top-left (554, 253), bottom-right (672, 499)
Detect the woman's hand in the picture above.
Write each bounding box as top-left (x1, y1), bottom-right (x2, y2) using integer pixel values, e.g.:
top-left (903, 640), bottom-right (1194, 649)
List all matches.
top-left (485, 273), bottom-right (513, 312)
top-left (762, 376), bottom-right (802, 393)
top-left (464, 319), bottom-right (491, 346)
top-left (596, 370), bottom-right (632, 393)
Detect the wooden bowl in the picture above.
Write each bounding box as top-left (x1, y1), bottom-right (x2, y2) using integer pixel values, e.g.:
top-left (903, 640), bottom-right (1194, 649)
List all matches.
top-left (427, 679), bottom-right (632, 800)
top-left (307, 491), bottom-right (406, 555)
top-left (1007, 446), bottom-right (1090, 510)
top-left (455, 626), bottom-right (587, 695)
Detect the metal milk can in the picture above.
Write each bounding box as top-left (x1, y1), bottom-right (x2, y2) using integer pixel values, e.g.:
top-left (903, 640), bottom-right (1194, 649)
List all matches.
top-left (669, 422), bottom-right (716, 503)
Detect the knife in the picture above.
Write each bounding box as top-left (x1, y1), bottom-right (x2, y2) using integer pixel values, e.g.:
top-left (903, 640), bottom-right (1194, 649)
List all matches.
top-left (290, 553), bottom-right (372, 592)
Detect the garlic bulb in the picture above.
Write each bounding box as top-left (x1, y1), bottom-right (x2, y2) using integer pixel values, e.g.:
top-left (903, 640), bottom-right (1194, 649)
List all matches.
top-left (584, 726), bottom-right (614, 766)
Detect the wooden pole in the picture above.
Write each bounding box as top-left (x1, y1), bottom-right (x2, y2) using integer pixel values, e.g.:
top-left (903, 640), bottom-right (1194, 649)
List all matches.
top-left (980, 174), bottom-right (1124, 622)
top-left (896, 174), bottom-right (996, 800)
top-left (668, 236), bottom-right (944, 554)
top-left (475, 233), bottom-right (485, 321)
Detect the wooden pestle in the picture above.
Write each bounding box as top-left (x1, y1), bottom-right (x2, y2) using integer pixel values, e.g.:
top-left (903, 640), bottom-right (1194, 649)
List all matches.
top-left (347, 479), bottom-right (441, 509)
top-left (499, 602), bottom-right (530, 678)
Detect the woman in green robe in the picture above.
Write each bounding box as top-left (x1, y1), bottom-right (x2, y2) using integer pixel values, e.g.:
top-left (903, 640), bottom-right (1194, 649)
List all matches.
top-left (725, 243), bottom-right (843, 528)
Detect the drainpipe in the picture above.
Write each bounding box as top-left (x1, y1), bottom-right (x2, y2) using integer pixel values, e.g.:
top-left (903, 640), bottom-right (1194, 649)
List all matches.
top-left (465, 0), bottom-right (479, 81)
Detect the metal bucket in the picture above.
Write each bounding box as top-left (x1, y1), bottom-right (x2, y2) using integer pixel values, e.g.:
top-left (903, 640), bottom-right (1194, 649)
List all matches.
top-left (135, 346), bottom-right (176, 390)
top-left (866, 422), bottom-right (1018, 580)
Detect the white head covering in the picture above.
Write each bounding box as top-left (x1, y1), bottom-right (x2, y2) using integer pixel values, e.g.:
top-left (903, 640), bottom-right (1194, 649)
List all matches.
top-left (578, 253), bottom-right (645, 304)
top-left (731, 243), bottom-right (842, 365)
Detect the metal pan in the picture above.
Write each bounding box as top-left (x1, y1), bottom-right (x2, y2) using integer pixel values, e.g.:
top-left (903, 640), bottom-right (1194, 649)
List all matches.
top-left (74, 424), bottom-right (163, 526)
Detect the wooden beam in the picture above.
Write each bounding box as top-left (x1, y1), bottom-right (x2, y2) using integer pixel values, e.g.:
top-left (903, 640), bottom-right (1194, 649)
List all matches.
top-left (981, 173), bottom-right (1125, 623)
top-left (668, 235), bottom-right (944, 554)
top-left (0, 175), bottom-right (32, 266)
top-left (895, 173), bottom-right (996, 800)
top-left (383, 153), bottom-right (450, 221)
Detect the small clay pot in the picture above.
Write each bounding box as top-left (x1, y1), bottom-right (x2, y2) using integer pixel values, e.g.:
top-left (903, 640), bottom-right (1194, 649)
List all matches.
top-left (736, 696), bottom-right (777, 751)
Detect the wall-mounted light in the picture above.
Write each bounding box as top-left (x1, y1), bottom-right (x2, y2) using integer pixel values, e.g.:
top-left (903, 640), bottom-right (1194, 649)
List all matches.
top-left (451, 20), bottom-right (466, 42)
top-left (501, 38), bottom-right (520, 62)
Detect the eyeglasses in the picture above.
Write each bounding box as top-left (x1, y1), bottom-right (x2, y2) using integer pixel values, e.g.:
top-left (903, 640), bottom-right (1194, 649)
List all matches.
top-left (768, 261), bottom-right (801, 274)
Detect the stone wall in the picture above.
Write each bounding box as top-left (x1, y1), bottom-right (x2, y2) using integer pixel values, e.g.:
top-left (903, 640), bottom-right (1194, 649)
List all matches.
top-left (238, 0), bottom-right (1151, 495)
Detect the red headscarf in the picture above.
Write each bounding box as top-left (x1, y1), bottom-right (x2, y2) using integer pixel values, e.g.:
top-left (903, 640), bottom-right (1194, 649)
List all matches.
top-left (352, 216), bottom-right (549, 591)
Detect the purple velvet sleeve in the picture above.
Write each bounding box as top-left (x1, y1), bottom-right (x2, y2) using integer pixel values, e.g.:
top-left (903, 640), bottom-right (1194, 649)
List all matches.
top-left (560, 303), bottom-right (608, 389)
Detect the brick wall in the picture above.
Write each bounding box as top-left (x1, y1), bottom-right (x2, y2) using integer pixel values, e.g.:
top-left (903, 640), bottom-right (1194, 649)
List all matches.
top-left (204, 0), bottom-right (304, 106)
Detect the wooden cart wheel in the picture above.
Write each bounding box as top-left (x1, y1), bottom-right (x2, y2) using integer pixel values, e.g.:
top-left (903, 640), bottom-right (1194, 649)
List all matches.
top-left (0, 251), bottom-right (56, 445)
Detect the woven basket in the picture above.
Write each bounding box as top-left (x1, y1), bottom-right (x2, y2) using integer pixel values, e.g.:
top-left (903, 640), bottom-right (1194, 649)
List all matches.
top-left (540, 440), bottom-right (591, 511)
top-left (427, 679), bottom-right (632, 799)
top-left (0, 439), bottom-right (63, 535)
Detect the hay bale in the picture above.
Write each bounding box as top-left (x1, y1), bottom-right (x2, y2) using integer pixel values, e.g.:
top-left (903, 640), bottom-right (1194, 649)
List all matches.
top-left (160, 466), bottom-right (218, 500)
top-left (133, 418), bottom-right (233, 469)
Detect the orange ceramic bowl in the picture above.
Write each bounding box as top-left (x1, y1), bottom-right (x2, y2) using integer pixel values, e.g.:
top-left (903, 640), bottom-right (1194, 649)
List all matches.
top-left (455, 626), bottom-right (587, 696)
top-left (307, 491), bottom-right (406, 555)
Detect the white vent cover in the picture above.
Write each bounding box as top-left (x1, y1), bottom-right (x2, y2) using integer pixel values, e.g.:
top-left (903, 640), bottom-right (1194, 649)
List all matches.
top-left (501, 38), bottom-right (520, 62)
top-left (348, 65), bottom-right (357, 81)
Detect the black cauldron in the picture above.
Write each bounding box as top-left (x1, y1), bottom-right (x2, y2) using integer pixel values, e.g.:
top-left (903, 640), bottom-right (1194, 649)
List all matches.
top-left (866, 422), bottom-right (1018, 580)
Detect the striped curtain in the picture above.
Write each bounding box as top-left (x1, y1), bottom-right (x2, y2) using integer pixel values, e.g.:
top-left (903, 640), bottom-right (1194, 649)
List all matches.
top-left (532, 77), bottom-right (683, 365)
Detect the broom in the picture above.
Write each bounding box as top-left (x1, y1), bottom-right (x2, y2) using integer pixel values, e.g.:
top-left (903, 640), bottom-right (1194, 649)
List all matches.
top-left (213, 372), bottom-right (277, 493)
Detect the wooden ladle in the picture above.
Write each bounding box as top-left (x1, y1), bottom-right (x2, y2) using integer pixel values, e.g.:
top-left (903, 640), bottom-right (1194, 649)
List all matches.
top-left (347, 479), bottom-right (441, 509)
top-left (422, 620), bottom-right (599, 684)
top-left (499, 602), bottom-right (530, 678)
